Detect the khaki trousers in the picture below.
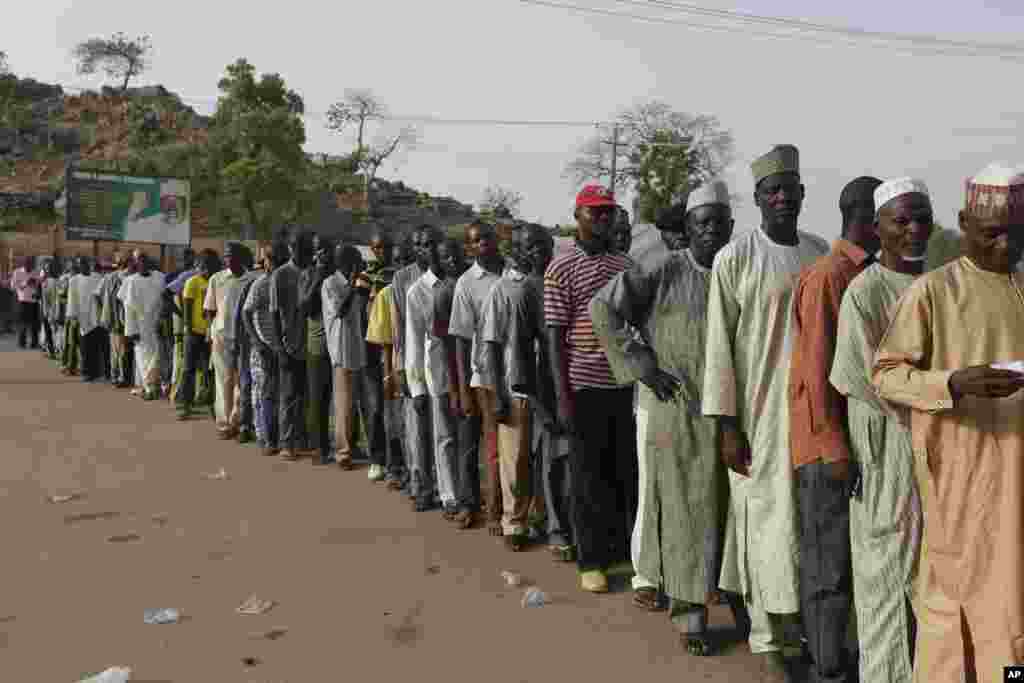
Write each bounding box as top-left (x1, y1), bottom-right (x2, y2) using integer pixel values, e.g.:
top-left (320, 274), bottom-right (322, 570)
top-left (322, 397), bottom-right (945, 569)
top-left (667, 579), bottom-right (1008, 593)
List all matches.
top-left (333, 367), bottom-right (356, 461)
top-left (496, 397), bottom-right (545, 536)
top-left (212, 335), bottom-right (239, 429)
top-left (474, 387), bottom-right (502, 525)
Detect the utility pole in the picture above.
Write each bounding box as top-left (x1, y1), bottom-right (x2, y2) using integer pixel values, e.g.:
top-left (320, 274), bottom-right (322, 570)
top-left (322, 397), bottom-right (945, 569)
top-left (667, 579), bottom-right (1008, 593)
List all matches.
top-left (608, 123), bottom-right (621, 194)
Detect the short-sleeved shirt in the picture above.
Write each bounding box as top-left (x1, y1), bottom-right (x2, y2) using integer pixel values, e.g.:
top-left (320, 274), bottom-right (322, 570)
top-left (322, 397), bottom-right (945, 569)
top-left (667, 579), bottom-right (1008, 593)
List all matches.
top-left (544, 246), bottom-right (633, 390)
top-left (203, 269), bottom-right (242, 339)
top-left (405, 269), bottom-right (450, 397)
top-left (322, 272), bottom-right (367, 371)
top-left (243, 274), bottom-right (278, 351)
top-left (182, 274), bottom-right (210, 336)
top-left (366, 284), bottom-right (395, 346)
top-left (448, 261), bottom-right (502, 388)
top-left (269, 261), bottom-right (305, 359)
top-left (482, 269), bottom-right (545, 399)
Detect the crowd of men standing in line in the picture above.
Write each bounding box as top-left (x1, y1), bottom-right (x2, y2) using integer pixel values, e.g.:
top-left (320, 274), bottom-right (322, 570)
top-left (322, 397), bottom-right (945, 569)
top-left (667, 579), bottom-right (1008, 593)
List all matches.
top-left (6, 143), bottom-right (1023, 683)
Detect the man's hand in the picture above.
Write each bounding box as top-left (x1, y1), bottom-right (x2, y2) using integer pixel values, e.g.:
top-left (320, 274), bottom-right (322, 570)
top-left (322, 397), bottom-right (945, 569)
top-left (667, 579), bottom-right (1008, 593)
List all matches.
top-left (494, 392), bottom-right (511, 424)
top-left (555, 393), bottom-right (575, 435)
top-left (949, 365), bottom-right (1024, 400)
top-left (383, 373), bottom-right (398, 401)
top-left (720, 421), bottom-right (752, 477)
top-left (640, 368), bottom-right (680, 403)
top-left (823, 459), bottom-right (851, 483)
top-left (459, 386), bottom-right (478, 419)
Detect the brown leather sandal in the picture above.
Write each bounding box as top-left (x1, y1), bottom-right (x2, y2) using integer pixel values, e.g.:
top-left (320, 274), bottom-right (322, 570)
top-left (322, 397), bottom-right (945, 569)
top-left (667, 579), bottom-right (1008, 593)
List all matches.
top-left (632, 587), bottom-right (668, 612)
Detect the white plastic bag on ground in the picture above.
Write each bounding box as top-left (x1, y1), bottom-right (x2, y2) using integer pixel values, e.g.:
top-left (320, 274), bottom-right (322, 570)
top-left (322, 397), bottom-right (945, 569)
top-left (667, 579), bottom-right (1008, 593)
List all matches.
top-left (78, 666), bottom-right (132, 683)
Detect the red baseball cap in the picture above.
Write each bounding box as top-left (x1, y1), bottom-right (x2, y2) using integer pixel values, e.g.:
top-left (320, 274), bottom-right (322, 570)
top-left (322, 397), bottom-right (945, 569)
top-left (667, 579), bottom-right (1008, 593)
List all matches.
top-left (576, 184), bottom-right (616, 208)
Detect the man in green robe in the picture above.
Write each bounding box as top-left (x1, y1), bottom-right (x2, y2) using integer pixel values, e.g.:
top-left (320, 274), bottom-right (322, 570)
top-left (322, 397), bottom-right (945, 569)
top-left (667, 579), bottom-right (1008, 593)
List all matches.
top-left (830, 178), bottom-right (932, 683)
top-left (590, 179), bottom-right (737, 655)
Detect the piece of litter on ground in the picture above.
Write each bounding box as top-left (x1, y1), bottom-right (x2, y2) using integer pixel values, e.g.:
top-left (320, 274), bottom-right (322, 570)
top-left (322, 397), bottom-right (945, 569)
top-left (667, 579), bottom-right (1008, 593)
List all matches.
top-left (64, 511), bottom-right (120, 525)
top-left (107, 533), bottom-right (142, 544)
top-left (203, 468), bottom-right (229, 480)
top-left (77, 666), bottom-right (132, 683)
top-left (150, 514), bottom-right (169, 526)
top-left (48, 493), bottom-right (81, 504)
top-left (521, 587), bottom-right (547, 608)
top-left (425, 565), bottom-right (441, 575)
top-left (143, 608), bottom-right (181, 625)
top-left (992, 360), bottom-right (1024, 373)
top-left (236, 596), bottom-right (276, 615)
top-left (241, 656), bottom-right (260, 667)
top-left (500, 570), bottom-right (523, 587)
top-left (249, 628), bottom-right (288, 641)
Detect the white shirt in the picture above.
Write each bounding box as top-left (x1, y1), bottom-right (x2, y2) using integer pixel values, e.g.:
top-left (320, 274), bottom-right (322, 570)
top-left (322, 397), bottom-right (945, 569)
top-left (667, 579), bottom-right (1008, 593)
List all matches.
top-left (405, 268), bottom-right (450, 398)
top-left (66, 272), bottom-right (103, 335)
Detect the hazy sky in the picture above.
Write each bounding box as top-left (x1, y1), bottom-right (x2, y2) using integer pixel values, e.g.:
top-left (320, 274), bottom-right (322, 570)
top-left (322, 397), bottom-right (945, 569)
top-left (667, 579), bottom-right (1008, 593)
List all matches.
top-left (6, 0), bottom-right (1024, 239)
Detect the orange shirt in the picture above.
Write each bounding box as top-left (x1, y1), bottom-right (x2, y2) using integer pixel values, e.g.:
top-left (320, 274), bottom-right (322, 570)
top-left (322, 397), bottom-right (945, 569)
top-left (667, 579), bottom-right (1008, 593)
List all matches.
top-left (788, 239), bottom-right (872, 468)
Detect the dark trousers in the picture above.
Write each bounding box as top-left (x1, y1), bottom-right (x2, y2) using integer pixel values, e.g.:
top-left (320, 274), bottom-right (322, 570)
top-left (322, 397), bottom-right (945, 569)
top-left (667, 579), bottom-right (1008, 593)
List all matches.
top-left (454, 410), bottom-right (482, 513)
top-left (278, 353), bottom-right (307, 452)
top-left (357, 362), bottom-right (386, 465)
top-left (797, 461), bottom-right (853, 683)
top-left (122, 336), bottom-right (136, 386)
top-left (237, 339), bottom-right (254, 433)
top-left (79, 328), bottom-right (104, 380)
top-left (17, 301), bottom-right (39, 348)
top-left (178, 333), bottom-right (212, 408)
top-left (95, 328), bottom-right (110, 381)
top-left (41, 318), bottom-right (54, 355)
top-left (384, 397), bottom-right (407, 480)
top-left (306, 352), bottom-right (332, 457)
top-left (570, 387), bottom-right (638, 571)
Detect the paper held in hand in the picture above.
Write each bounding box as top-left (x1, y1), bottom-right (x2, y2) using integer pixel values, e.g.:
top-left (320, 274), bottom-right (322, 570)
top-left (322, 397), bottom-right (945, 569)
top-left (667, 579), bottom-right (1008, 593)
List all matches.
top-left (991, 360), bottom-right (1024, 374)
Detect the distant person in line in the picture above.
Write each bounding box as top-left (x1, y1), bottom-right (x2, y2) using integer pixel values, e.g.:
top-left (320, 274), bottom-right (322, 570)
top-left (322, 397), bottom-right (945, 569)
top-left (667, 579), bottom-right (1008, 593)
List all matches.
top-left (40, 258), bottom-right (61, 359)
top-left (176, 249), bottom-right (219, 420)
top-left (165, 250), bottom-right (200, 402)
top-left (66, 256), bottom-right (105, 383)
top-left (591, 180), bottom-right (737, 654)
top-left (403, 225), bottom-right (447, 511)
top-left (205, 241), bottom-right (249, 437)
top-left (229, 248), bottom-right (263, 445)
top-left (701, 145), bottom-right (829, 681)
top-left (10, 255), bottom-right (40, 349)
top-left (433, 237), bottom-right (480, 528)
top-left (323, 243), bottom-right (369, 471)
top-left (831, 178), bottom-right (933, 683)
top-left (159, 248), bottom-right (195, 398)
top-left (655, 202), bottom-right (690, 252)
top-left (119, 253), bottom-right (166, 401)
top-left (544, 184), bottom-right (637, 594)
top-left (299, 234), bottom-right (335, 465)
top-left (613, 205), bottom-right (633, 255)
top-left (449, 222), bottom-right (505, 532)
top-left (269, 227), bottom-right (313, 462)
top-left (482, 223), bottom-right (555, 552)
top-left (57, 258), bottom-right (77, 374)
top-left (788, 175), bottom-right (884, 683)
top-left (243, 237), bottom-right (289, 456)
top-left (872, 162), bottom-right (1024, 683)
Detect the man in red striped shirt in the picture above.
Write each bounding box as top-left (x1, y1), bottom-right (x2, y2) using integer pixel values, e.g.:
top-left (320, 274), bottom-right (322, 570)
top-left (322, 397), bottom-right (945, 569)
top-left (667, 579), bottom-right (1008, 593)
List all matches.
top-left (544, 184), bottom-right (637, 593)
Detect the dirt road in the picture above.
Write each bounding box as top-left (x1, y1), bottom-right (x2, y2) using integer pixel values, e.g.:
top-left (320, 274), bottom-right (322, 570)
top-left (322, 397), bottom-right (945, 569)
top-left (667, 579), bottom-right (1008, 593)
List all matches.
top-left (0, 337), bottom-right (774, 682)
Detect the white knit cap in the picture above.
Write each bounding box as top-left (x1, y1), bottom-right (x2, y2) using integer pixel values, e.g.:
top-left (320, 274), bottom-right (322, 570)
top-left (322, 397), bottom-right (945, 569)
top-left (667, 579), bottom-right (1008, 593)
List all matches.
top-left (685, 179), bottom-right (731, 213)
top-left (874, 177), bottom-right (930, 212)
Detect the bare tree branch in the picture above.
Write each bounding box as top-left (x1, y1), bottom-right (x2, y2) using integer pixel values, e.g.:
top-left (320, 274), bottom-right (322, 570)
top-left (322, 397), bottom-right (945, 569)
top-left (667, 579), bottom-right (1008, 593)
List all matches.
top-left (71, 33), bottom-right (152, 92)
top-left (480, 185), bottom-right (524, 219)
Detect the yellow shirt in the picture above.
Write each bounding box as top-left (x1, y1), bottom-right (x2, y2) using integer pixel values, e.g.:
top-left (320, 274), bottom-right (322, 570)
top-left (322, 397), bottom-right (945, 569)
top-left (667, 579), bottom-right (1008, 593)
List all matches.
top-left (366, 284), bottom-right (394, 346)
top-left (182, 274), bottom-right (210, 336)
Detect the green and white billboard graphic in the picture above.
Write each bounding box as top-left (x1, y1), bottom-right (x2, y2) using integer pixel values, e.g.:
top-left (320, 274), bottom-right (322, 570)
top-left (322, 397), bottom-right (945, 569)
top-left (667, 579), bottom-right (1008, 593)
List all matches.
top-left (66, 171), bottom-right (190, 246)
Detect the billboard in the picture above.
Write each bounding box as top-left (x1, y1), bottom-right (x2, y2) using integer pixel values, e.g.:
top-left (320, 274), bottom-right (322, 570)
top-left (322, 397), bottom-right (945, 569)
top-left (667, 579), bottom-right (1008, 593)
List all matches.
top-left (66, 170), bottom-right (190, 246)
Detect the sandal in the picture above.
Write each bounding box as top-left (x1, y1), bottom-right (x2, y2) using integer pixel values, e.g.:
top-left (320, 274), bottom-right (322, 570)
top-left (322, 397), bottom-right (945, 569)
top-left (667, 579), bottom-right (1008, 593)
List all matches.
top-left (549, 544), bottom-right (576, 562)
top-left (488, 522), bottom-right (503, 538)
top-left (632, 587), bottom-right (668, 612)
top-left (681, 632), bottom-right (715, 657)
top-left (504, 534), bottom-right (528, 552)
top-left (336, 457), bottom-right (354, 471)
top-left (454, 510), bottom-right (477, 530)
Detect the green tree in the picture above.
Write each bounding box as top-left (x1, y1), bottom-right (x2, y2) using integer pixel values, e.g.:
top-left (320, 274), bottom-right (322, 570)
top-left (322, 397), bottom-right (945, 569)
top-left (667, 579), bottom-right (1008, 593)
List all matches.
top-left (205, 58), bottom-right (308, 237)
top-left (565, 101), bottom-right (734, 223)
top-left (71, 33), bottom-right (152, 92)
top-left (479, 185), bottom-right (523, 220)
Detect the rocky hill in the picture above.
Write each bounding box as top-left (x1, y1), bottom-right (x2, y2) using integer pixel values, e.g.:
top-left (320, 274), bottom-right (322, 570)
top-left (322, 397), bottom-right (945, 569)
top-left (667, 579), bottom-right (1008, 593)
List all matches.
top-left (0, 76), bottom-right (480, 243)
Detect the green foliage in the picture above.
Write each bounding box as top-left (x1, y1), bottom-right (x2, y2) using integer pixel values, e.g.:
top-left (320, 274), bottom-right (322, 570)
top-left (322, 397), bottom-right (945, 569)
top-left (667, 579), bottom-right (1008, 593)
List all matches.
top-left (635, 129), bottom-right (692, 224)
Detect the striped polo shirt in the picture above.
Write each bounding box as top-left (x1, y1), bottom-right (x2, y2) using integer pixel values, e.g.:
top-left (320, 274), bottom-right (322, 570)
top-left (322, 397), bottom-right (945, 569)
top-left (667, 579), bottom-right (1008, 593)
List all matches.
top-left (543, 246), bottom-right (633, 390)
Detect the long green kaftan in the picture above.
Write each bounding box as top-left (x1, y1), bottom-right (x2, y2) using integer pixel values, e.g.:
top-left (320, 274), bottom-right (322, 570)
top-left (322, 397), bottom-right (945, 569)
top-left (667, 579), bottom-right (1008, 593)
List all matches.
top-left (830, 263), bottom-right (921, 683)
top-left (590, 249), bottom-right (725, 608)
top-left (701, 227), bottom-right (828, 651)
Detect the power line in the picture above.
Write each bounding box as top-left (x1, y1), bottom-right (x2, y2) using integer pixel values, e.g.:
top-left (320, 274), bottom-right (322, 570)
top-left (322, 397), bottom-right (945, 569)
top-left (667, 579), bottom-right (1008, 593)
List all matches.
top-left (621, 0), bottom-right (1024, 56)
top-left (516, 0), bottom-right (1024, 62)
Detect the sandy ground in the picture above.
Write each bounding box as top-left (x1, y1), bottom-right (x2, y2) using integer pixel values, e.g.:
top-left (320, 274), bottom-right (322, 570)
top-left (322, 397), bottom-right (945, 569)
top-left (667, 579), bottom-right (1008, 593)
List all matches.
top-left (0, 335), bottom-right (781, 683)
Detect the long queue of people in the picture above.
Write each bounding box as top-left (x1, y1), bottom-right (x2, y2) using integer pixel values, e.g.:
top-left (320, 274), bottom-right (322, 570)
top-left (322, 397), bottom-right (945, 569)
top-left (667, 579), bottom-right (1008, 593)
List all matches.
top-left (7, 143), bottom-right (1024, 683)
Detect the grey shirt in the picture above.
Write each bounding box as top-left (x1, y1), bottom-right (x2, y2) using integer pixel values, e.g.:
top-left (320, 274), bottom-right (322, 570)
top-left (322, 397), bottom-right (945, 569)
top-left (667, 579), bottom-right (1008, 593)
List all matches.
top-left (481, 269), bottom-right (545, 398)
top-left (448, 261), bottom-right (502, 388)
top-left (391, 263), bottom-right (423, 371)
top-left (269, 261), bottom-right (305, 359)
top-left (322, 272), bottom-right (367, 371)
